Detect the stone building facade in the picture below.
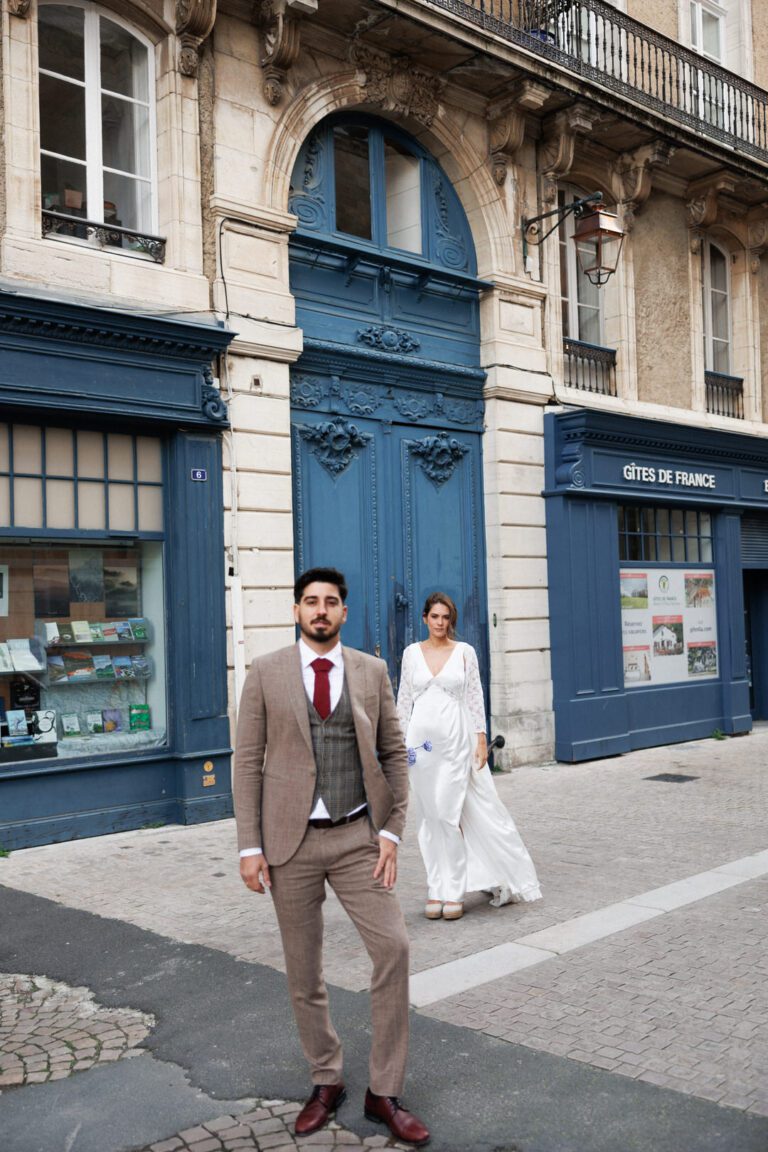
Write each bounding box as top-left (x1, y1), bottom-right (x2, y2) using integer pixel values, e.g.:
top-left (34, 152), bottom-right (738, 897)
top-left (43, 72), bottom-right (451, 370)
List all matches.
top-left (2, 0), bottom-right (768, 843)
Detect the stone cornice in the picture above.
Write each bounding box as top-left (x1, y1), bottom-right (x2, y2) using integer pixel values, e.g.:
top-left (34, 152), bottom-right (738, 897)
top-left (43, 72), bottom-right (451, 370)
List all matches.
top-left (209, 195), bottom-right (298, 234)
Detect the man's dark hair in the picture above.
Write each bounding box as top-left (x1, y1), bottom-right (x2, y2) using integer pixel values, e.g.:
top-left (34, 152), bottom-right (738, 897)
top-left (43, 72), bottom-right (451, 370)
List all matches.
top-left (294, 567), bottom-right (348, 604)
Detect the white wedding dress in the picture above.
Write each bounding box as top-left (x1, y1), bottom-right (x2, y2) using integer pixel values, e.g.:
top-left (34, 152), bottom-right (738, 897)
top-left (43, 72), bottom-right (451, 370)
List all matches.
top-left (396, 642), bottom-right (541, 906)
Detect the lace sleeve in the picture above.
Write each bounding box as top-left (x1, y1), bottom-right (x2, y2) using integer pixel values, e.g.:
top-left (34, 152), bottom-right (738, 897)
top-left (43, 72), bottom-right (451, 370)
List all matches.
top-left (463, 644), bottom-right (486, 733)
top-left (396, 645), bottom-right (415, 738)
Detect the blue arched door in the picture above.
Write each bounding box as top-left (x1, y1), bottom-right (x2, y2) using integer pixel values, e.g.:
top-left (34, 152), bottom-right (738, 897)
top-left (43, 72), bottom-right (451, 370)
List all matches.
top-left (289, 116), bottom-right (488, 693)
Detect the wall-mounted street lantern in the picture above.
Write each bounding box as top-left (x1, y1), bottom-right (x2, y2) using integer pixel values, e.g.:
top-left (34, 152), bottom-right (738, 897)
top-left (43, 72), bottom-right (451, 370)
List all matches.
top-left (522, 191), bottom-right (625, 286)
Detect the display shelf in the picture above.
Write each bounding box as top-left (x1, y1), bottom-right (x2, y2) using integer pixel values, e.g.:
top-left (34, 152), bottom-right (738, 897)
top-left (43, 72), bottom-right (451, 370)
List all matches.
top-left (43, 639), bottom-right (146, 648)
top-left (47, 673), bottom-right (151, 686)
top-left (35, 619), bottom-right (151, 648)
top-left (56, 729), bottom-right (166, 757)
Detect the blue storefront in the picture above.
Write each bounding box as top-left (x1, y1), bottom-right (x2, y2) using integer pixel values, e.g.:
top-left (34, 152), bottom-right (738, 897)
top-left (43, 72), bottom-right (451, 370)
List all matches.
top-left (0, 288), bottom-right (234, 848)
top-left (545, 408), bottom-right (768, 761)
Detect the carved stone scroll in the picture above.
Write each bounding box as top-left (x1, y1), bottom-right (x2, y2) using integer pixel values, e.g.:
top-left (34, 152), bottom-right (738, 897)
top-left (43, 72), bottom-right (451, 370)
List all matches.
top-left (8, 0), bottom-right (31, 16)
top-left (539, 106), bottom-right (598, 203)
top-left (685, 173), bottom-right (738, 251)
top-left (258, 0), bottom-right (314, 106)
top-left (748, 218), bottom-right (768, 275)
top-left (176, 0), bottom-right (217, 78)
top-left (489, 111), bottom-right (525, 186)
top-left (350, 42), bottom-right (442, 127)
top-left (613, 141), bottom-right (675, 231)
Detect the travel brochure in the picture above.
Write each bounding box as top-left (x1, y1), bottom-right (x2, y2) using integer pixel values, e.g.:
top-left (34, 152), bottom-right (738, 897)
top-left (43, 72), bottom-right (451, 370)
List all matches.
top-left (46, 651), bottom-right (151, 683)
top-left (0, 708), bottom-right (59, 750)
top-left (620, 568), bottom-right (718, 688)
top-left (60, 706), bottom-right (151, 738)
top-left (0, 639), bottom-right (45, 673)
top-left (35, 618), bottom-right (149, 647)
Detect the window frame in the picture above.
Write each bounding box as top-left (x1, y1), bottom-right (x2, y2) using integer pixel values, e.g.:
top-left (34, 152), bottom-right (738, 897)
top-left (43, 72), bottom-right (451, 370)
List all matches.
top-left (558, 185), bottom-right (604, 347)
top-left (689, 0), bottom-right (726, 62)
top-left (37, 0), bottom-right (158, 239)
top-left (618, 504), bottom-right (714, 564)
top-left (702, 239), bottom-right (732, 376)
top-left (330, 124), bottom-right (427, 259)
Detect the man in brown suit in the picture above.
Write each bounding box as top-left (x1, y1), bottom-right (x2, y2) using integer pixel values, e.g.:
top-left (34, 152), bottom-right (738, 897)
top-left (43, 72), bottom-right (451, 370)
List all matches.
top-left (234, 567), bottom-right (430, 1146)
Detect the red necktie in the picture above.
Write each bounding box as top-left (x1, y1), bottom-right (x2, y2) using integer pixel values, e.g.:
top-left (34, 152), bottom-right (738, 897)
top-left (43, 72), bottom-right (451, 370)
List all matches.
top-left (311, 658), bottom-right (333, 719)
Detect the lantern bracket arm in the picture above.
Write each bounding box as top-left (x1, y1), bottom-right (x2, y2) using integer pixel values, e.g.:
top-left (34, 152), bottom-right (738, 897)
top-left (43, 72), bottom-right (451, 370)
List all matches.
top-left (522, 191), bottom-right (603, 257)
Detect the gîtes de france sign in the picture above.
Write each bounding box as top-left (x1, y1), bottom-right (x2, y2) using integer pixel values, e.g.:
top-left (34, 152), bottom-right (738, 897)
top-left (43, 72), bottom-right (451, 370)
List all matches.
top-left (622, 463), bottom-right (716, 489)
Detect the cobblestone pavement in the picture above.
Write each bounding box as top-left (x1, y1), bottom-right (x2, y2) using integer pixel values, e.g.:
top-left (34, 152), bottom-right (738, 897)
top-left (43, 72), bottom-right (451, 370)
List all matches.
top-left (138, 1103), bottom-right (414, 1152)
top-left (1, 727), bottom-right (767, 1133)
top-left (0, 972), bottom-right (424, 1150)
top-left (0, 973), bottom-right (152, 1087)
top-left (423, 875), bottom-right (768, 1116)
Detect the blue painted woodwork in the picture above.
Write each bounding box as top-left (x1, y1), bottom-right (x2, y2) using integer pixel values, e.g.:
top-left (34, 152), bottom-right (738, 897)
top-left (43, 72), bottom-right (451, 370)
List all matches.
top-left (290, 116), bottom-right (476, 275)
top-left (0, 289), bottom-right (232, 427)
top-left (289, 115), bottom-right (486, 370)
top-left (0, 289), bottom-right (235, 849)
top-left (545, 409), bottom-right (761, 761)
top-left (291, 403), bottom-right (487, 694)
top-left (165, 431), bottom-right (233, 824)
top-left (743, 569), bottom-right (768, 718)
top-left (289, 115), bottom-right (490, 700)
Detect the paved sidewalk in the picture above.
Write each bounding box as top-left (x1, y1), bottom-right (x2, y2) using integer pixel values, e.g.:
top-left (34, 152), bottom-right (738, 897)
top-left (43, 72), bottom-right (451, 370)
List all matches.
top-left (1, 727), bottom-right (767, 1150)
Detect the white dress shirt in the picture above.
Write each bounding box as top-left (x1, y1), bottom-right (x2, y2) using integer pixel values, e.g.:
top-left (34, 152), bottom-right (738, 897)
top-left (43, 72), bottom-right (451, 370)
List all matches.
top-left (240, 639), bottom-right (398, 857)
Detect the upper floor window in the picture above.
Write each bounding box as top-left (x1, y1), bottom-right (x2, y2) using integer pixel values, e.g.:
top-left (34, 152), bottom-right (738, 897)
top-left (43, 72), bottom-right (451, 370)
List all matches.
top-left (558, 187), bottom-right (602, 346)
top-left (289, 116), bottom-right (473, 275)
top-left (332, 124), bottom-right (423, 255)
top-left (689, 0), bottom-right (725, 61)
top-left (39, 2), bottom-right (156, 249)
top-left (702, 240), bottom-right (731, 375)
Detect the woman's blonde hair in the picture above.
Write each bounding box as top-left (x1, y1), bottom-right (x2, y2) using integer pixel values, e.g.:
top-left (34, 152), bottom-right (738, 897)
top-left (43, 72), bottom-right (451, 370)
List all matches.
top-left (422, 592), bottom-right (458, 638)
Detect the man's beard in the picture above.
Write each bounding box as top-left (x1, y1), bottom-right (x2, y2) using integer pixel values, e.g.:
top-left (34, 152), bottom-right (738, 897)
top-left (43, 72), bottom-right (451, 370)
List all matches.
top-left (301, 619), bottom-right (342, 642)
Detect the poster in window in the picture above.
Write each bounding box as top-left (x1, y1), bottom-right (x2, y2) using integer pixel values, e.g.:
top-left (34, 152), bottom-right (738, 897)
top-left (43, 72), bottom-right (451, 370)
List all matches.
top-left (621, 568), bottom-right (717, 687)
top-left (69, 549), bottom-right (104, 604)
top-left (104, 565), bottom-right (139, 618)
top-left (33, 565), bottom-right (70, 617)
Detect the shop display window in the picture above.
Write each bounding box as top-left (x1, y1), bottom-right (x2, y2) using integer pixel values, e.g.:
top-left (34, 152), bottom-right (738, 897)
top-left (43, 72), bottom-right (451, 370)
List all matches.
top-left (0, 541), bottom-right (166, 762)
top-left (618, 504), bottom-right (713, 563)
top-left (618, 504), bottom-right (718, 690)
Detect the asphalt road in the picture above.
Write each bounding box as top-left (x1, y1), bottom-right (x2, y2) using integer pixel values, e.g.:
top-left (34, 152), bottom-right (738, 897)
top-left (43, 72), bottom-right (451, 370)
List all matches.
top-left (2, 884), bottom-right (767, 1152)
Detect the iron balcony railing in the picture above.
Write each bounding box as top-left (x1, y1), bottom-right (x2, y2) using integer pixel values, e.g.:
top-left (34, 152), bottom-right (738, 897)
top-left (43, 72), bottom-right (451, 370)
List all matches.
top-left (41, 210), bottom-right (166, 263)
top-left (422, 0), bottom-right (768, 162)
top-left (705, 370), bottom-right (744, 419)
top-left (563, 336), bottom-right (616, 395)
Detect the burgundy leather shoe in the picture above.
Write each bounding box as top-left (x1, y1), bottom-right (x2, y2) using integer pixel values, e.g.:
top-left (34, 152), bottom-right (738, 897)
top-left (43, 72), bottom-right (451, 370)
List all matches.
top-left (364, 1089), bottom-right (430, 1146)
top-left (294, 1083), bottom-right (346, 1136)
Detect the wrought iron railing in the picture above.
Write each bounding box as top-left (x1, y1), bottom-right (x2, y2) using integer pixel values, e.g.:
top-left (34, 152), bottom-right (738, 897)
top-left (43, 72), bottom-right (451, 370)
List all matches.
top-left (563, 336), bottom-right (616, 395)
top-left (41, 211), bottom-right (166, 263)
top-left (421, 0), bottom-right (768, 162)
top-left (705, 370), bottom-right (744, 419)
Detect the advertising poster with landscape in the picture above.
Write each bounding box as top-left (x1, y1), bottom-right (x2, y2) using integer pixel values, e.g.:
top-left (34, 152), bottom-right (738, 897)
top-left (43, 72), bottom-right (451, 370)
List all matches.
top-left (620, 568), bottom-right (717, 688)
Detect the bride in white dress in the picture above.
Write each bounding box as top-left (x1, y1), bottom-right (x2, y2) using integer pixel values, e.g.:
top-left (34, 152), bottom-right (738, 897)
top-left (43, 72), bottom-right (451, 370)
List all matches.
top-left (396, 592), bottom-right (541, 920)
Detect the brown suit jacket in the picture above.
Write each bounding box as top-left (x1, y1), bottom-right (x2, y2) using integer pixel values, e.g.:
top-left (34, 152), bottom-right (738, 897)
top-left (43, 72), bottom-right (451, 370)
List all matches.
top-left (233, 643), bottom-right (409, 866)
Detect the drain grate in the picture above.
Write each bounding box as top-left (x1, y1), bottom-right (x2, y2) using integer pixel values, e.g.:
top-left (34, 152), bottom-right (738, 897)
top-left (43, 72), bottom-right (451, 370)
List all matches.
top-left (645, 772), bottom-right (699, 783)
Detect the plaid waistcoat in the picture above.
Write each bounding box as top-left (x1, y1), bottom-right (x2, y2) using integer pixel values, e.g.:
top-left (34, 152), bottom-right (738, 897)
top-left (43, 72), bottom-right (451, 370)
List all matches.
top-left (308, 677), bottom-right (366, 821)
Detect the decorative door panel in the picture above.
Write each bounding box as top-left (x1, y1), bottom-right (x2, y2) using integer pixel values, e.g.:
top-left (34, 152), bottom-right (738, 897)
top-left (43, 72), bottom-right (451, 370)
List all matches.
top-left (392, 426), bottom-right (487, 691)
top-left (288, 114), bottom-right (489, 700)
top-left (291, 416), bottom-right (381, 656)
top-left (292, 404), bottom-right (488, 698)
